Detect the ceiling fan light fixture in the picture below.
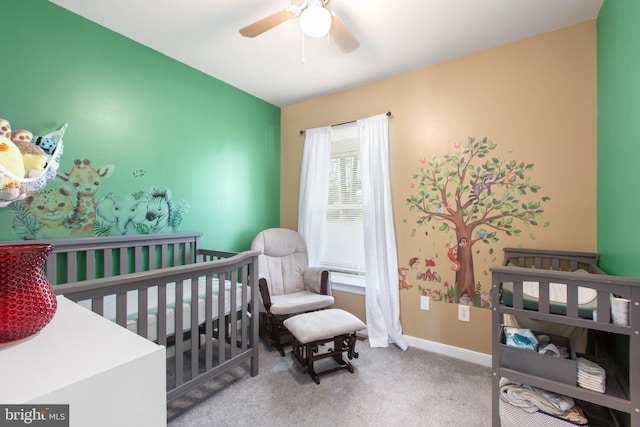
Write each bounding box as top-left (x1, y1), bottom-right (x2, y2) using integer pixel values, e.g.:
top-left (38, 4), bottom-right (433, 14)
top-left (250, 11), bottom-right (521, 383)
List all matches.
top-left (299, 4), bottom-right (332, 38)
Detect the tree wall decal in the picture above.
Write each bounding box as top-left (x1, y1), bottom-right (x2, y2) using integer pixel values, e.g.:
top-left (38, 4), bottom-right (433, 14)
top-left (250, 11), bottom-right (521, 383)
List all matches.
top-left (405, 137), bottom-right (550, 303)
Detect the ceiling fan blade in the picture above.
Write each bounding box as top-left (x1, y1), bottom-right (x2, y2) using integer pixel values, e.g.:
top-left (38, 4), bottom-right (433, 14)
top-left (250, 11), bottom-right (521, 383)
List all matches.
top-left (239, 9), bottom-right (296, 38)
top-left (330, 14), bottom-right (359, 53)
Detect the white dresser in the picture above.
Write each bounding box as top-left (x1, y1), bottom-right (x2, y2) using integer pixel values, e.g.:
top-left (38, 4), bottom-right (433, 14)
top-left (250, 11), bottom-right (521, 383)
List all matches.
top-left (0, 296), bottom-right (166, 427)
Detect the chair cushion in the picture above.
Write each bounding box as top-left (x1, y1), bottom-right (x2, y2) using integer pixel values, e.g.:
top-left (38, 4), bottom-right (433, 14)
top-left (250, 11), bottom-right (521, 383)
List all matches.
top-left (283, 309), bottom-right (366, 344)
top-left (261, 253), bottom-right (306, 295)
top-left (252, 228), bottom-right (310, 296)
top-left (252, 228), bottom-right (308, 258)
top-left (269, 291), bottom-right (334, 316)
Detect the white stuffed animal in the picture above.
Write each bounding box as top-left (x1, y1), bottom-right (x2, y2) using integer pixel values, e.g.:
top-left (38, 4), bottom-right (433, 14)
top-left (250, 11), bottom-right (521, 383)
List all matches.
top-left (11, 129), bottom-right (47, 178)
top-left (0, 135), bottom-right (26, 186)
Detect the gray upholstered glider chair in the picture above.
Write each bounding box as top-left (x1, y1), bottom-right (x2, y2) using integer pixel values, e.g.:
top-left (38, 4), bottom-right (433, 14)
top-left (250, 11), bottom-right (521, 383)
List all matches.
top-left (251, 228), bottom-right (334, 356)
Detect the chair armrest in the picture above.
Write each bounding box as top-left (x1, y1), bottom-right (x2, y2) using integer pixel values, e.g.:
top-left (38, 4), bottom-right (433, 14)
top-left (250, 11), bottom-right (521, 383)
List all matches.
top-left (304, 267), bottom-right (331, 296)
top-left (258, 277), bottom-right (272, 311)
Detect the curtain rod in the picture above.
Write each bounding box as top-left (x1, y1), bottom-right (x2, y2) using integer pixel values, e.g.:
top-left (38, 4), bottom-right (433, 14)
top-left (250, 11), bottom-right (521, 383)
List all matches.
top-left (299, 111), bottom-right (392, 135)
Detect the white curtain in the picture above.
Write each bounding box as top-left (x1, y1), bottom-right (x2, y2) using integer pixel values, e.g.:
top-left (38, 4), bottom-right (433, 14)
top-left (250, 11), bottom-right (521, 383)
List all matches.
top-left (297, 126), bottom-right (331, 266)
top-left (358, 114), bottom-right (408, 350)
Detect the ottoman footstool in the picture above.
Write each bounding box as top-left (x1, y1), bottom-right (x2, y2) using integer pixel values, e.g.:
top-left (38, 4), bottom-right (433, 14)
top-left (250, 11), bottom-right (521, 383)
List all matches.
top-left (283, 309), bottom-right (366, 384)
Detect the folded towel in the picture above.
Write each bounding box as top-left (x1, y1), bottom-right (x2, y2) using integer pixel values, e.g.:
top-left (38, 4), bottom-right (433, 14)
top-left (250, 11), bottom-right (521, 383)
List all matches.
top-left (499, 378), bottom-right (588, 425)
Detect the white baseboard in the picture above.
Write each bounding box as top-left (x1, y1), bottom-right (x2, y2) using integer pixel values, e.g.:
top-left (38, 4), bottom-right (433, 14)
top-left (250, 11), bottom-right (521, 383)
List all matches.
top-left (404, 334), bottom-right (492, 367)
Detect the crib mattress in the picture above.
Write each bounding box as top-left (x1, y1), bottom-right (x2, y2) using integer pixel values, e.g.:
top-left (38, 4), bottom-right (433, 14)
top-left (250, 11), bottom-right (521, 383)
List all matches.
top-left (78, 278), bottom-right (250, 341)
top-left (499, 267), bottom-right (599, 319)
top-left (500, 281), bottom-right (597, 319)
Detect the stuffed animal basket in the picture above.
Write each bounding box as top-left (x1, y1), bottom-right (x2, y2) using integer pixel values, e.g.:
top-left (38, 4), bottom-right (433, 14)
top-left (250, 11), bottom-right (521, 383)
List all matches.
top-left (0, 123), bottom-right (66, 207)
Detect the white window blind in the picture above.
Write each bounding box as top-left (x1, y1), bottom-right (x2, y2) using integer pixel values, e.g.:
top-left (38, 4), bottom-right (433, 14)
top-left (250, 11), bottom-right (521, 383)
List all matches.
top-left (319, 123), bottom-right (366, 275)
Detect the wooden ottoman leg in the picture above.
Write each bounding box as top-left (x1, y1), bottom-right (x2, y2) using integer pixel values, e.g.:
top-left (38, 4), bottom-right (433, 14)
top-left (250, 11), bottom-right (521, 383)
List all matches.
top-left (347, 332), bottom-right (359, 361)
top-left (307, 343), bottom-right (321, 384)
top-left (332, 336), bottom-right (343, 365)
top-left (289, 336), bottom-right (306, 371)
top-left (331, 336), bottom-right (354, 373)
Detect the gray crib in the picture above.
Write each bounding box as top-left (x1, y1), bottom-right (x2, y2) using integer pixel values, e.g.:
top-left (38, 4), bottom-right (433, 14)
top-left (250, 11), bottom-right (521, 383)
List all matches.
top-left (22, 232), bottom-right (259, 410)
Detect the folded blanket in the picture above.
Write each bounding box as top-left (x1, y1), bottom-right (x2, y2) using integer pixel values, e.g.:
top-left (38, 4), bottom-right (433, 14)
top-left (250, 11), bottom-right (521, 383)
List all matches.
top-left (499, 378), bottom-right (588, 425)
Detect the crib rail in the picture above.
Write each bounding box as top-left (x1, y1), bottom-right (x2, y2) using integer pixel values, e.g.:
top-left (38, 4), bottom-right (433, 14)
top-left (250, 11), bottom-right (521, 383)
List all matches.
top-left (491, 264), bottom-right (640, 332)
top-left (13, 232), bottom-right (203, 285)
top-left (198, 248), bottom-right (237, 262)
top-left (56, 249), bottom-right (260, 403)
top-left (502, 247), bottom-right (604, 274)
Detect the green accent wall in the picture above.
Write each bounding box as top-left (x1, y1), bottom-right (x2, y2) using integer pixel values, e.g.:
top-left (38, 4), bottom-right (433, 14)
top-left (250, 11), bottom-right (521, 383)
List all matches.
top-left (0, 0), bottom-right (280, 250)
top-left (597, 0), bottom-right (640, 276)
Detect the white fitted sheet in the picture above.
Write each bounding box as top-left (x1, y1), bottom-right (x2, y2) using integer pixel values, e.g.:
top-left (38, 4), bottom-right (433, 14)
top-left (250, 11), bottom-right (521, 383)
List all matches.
top-left (78, 277), bottom-right (250, 341)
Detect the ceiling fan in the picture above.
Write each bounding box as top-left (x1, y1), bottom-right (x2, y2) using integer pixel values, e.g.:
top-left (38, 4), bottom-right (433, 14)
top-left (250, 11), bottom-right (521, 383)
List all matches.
top-left (239, 0), bottom-right (359, 53)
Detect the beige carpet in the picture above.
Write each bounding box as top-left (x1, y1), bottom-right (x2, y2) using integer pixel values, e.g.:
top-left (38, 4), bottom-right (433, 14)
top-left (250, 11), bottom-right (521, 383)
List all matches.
top-left (168, 338), bottom-right (492, 427)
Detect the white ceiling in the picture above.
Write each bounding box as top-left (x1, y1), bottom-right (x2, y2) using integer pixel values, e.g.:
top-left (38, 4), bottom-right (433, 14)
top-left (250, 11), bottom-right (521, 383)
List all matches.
top-left (49, 0), bottom-right (603, 107)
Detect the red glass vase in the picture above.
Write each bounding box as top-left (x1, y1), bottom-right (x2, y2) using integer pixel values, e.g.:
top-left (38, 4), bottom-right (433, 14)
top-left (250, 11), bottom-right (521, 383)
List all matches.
top-left (0, 243), bottom-right (57, 344)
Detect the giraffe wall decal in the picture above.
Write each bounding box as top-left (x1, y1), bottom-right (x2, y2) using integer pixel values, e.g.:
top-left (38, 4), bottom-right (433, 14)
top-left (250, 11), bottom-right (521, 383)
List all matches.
top-left (58, 159), bottom-right (115, 236)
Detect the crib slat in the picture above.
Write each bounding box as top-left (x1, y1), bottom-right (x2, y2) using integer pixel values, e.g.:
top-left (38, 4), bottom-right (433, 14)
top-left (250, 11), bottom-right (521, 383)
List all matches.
top-left (240, 264), bottom-right (249, 350)
top-left (134, 246), bottom-right (143, 272)
top-left (566, 284), bottom-right (578, 319)
top-left (229, 269), bottom-right (238, 358)
top-left (512, 281), bottom-right (523, 310)
top-left (190, 278), bottom-right (199, 381)
top-left (218, 271), bottom-right (227, 364)
top-left (157, 284), bottom-right (167, 347)
top-left (92, 296), bottom-right (104, 316)
top-left (175, 280), bottom-right (184, 387)
top-left (67, 251), bottom-right (78, 282)
top-left (204, 275), bottom-right (214, 371)
top-left (173, 243), bottom-right (179, 267)
top-left (250, 254), bottom-right (259, 376)
top-left (185, 242), bottom-right (192, 266)
top-left (104, 250), bottom-right (113, 279)
top-left (149, 245), bottom-right (158, 270)
top-left (86, 249), bottom-right (96, 280)
top-left (161, 244), bottom-right (168, 268)
top-left (119, 248), bottom-right (127, 275)
top-left (46, 255), bottom-right (57, 284)
top-left (138, 288), bottom-right (148, 339)
top-left (538, 281), bottom-right (550, 314)
top-left (596, 290), bottom-right (611, 324)
top-left (116, 292), bottom-right (127, 328)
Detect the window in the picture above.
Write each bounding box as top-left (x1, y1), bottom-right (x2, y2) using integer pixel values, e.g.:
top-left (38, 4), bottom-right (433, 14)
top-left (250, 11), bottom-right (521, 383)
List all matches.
top-left (319, 123), bottom-right (366, 284)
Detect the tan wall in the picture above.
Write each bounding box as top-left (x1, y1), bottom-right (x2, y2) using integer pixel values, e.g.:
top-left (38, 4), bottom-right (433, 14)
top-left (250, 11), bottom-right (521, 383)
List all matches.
top-left (280, 22), bottom-right (597, 355)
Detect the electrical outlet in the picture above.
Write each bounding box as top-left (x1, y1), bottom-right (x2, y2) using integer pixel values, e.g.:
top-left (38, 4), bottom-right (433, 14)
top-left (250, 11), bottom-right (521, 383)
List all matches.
top-left (458, 304), bottom-right (470, 322)
top-left (420, 295), bottom-right (430, 311)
